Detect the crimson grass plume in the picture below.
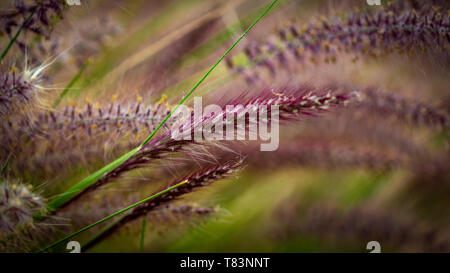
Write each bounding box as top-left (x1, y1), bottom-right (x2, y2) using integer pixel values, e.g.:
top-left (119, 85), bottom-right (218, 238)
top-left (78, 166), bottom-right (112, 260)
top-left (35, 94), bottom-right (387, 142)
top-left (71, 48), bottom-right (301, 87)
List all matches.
top-left (82, 159), bottom-right (243, 251)
top-left (48, 88), bottom-right (356, 212)
top-left (2, 0), bottom-right (450, 253)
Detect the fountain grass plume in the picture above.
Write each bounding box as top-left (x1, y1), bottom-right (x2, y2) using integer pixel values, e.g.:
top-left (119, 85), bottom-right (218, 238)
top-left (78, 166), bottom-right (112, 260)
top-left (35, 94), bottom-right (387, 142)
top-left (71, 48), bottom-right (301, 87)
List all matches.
top-left (81, 159), bottom-right (242, 251)
top-left (34, 0), bottom-right (279, 217)
top-left (45, 87), bottom-right (356, 212)
top-left (0, 59), bottom-right (50, 118)
top-left (38, 158), bottom-right (242, 252)
top-left (226, 6), bottom-right (450, 82)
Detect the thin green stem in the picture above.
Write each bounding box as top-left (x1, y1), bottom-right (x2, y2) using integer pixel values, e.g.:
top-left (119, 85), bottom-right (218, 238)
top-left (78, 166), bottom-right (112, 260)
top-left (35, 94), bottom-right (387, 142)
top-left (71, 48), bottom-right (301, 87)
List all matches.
top-left (37, 0), bottom-right (278, 220)
top-left (81, 214), bottom-right (126, 251)
top-left (38, 180), bottom-right (188, 252)
top-left (140, 0), bottom-right (278, 147)
top-left (0, 10), bottom-right (36, 62)
top-left (52, 59), bottom-right (91, 108)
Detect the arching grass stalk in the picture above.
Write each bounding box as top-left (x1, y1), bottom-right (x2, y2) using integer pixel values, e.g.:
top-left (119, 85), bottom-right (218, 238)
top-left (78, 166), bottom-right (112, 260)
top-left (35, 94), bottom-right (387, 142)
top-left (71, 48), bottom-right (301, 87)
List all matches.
top-left (0, 10), bottom-right (36, 62)
top-left (140, 0), bottom-right (278, 147)
top-left (82, 160), bottom-right (243, 252)
top-left (37, 0), bottom-right (278, 217)
top-left (38, 180), bottom-right (189, 252)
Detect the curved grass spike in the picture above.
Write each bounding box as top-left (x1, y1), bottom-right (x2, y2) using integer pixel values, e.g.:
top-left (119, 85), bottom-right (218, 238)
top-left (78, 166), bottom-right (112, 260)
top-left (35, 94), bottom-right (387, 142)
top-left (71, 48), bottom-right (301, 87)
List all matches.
top-left (81, 160), bottom-right (242, 251)
top-left (36, 0), bottom-right (278, 220)
top-left (40, 160), bottom-right (242, 253)
top-left (140, 0), bottom-right (278, 147)
top-left (38, 179), bottom-right (190, 252)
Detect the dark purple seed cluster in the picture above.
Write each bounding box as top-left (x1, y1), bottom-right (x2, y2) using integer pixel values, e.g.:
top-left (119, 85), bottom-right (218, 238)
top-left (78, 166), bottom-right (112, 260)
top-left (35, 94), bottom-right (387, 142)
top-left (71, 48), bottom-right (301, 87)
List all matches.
top-left (0, 69), bottom-right (36, 118)
top-left (359, 88), bottom-right (449, 128)
top-left (0, 0), bottom-right (65, 54)
top-left (226, 7), bottom-right (450, 84)
top-left (82, 160), bottom-right (242, 250)
top-left (0, 181), bottom-right (45, 234)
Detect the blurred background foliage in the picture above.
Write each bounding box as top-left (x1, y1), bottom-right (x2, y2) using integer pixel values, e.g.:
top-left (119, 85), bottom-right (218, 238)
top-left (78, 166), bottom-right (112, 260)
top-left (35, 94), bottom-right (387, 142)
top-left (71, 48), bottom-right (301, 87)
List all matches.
top-left (1, 0), bottom-right (449, 252)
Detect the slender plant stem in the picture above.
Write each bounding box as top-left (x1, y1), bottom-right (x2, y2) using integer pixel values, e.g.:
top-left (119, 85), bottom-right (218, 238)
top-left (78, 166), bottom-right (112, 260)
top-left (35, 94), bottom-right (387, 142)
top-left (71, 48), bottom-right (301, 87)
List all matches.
top-left (38, 180), bottom-right (189, 252)
top-left (140, 0), bottom-right (278, 147)
top-left (37, 0), bottom-right (278, 222)
top-left (139, 216), bottom-right (147, 252)
top-left (52, 58), bottom-right (91, 108)
top-left (81, 214), bottom-right (126, 251)
top-left (38, 0), bottom-right (277, 252)
top-left (0, 10), bottom-right (36, 62)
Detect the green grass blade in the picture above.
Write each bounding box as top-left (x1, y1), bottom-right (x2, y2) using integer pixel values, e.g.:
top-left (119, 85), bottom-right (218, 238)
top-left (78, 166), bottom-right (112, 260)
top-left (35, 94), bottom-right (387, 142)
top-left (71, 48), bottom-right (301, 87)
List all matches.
top-left (52, 59), bottom-right (91, 108)
top-left (36, 146), bottom-right (141, 217)
top-left (140, 0), bottom-right (279, 147)
top-left (81, 214), bottom-right (126, 251)
top-left (36, 0), bottom-right (277, 228)
top-left (38, 180), bottom-right (189, 252)
top-left (0, 10), bottom-right (35, 62)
